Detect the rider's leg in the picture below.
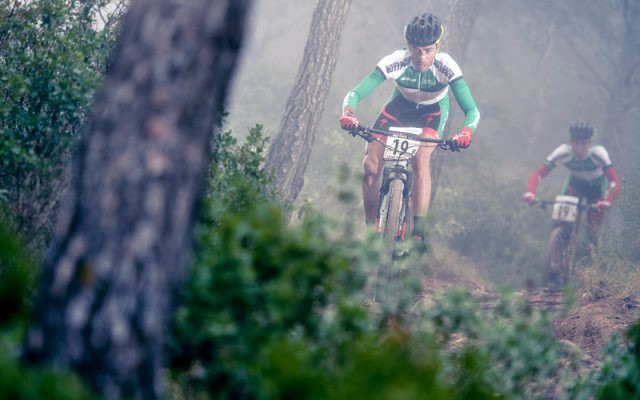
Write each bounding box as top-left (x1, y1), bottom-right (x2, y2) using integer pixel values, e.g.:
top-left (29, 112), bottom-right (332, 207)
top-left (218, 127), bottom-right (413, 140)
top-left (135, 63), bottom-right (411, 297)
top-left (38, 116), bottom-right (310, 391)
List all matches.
top-left (410, 130), bottom-right (438, 238)
top-left (586, 208), bottom-right (605, 249)
top-left (362, 140), bottom-right (385, 225)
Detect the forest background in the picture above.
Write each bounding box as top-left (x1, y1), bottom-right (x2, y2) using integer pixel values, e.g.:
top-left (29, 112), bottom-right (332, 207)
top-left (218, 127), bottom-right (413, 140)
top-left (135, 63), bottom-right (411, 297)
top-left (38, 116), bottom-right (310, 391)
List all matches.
top-left (1, 0), bottom-right (639, 399)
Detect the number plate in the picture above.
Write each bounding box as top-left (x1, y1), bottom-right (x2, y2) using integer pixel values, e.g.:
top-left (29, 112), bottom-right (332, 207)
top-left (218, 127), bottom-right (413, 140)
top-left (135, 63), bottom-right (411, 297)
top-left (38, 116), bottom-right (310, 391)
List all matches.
top-left (551, 195), bottom-right (579, 222)
top-left (383, 136), bottom-right (420, 161)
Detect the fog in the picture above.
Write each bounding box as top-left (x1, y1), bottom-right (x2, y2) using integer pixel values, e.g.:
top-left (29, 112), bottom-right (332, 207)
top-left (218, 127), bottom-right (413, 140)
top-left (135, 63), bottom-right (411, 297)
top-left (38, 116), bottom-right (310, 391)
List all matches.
top-left (227, 0), bottom-right (633, 226)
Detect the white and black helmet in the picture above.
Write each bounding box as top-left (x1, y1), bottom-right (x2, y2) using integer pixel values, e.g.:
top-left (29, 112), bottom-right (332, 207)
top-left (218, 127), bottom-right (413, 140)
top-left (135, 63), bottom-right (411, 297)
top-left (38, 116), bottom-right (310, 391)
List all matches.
top-left (569, 122), bottom-right (595, 139)
top-left (405, 13), bottom-right (444, 47)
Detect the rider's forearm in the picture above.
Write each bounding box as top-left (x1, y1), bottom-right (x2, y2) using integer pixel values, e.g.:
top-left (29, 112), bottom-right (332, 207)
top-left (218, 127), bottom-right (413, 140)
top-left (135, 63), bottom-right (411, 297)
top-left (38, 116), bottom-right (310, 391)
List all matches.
top-left (604, 166), bottom-right (621, 203)
top-left (450, 79), bottom-right (480, 134)
top-left (527, 164), bottom-right (551, 194)
top-left (342, 68), bottom-right (386, 111)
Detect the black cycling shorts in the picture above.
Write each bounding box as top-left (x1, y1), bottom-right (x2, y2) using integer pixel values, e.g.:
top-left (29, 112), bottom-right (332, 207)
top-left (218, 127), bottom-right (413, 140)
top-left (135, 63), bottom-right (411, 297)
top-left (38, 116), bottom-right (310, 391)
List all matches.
top-left (372, 94), bottom-right (442, 133)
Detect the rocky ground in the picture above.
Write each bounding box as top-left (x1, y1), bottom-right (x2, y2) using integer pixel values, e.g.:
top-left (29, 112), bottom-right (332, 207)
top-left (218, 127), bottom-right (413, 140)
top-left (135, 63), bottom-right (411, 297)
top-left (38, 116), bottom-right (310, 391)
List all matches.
top-left (419, 246), bottom-right (640, 362)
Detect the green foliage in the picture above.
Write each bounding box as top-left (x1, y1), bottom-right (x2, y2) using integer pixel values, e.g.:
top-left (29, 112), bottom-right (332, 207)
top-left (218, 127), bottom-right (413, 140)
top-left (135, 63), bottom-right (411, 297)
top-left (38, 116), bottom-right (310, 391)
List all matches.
top-left (0, 216), bottom-right (95, 400)
top-left (168, 124), bottom-right (373, 397)
top-left (570, 321), bottom-right (640, 400)
top-left (207, 122), bottom-right (274, 211)
top-left (0, 212), bottom-right (34, 326)
top-left (0, 0), bottom-right (118, 244)
top-left (0, 357), bottom-right (95, 400)
top-left (426, 290), bottom-right (569, 399)
top-left (168, 124), bottom-right (579, 399)
top-left (257, 332), bottom-right (457, 400)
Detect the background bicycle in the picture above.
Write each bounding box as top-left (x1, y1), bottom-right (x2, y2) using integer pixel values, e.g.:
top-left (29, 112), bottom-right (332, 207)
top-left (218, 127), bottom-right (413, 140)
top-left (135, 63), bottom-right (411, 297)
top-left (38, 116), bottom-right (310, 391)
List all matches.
top-left (532, 195), bottom-right (595, 288)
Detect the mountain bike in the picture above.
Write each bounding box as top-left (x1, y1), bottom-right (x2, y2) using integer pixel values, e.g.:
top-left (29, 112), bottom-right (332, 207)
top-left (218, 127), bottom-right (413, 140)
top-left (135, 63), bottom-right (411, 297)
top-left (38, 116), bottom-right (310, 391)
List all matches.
top-left (533, 195), bottom-right (593, 287)
top-left (348, 125), bottom-right (459, 259)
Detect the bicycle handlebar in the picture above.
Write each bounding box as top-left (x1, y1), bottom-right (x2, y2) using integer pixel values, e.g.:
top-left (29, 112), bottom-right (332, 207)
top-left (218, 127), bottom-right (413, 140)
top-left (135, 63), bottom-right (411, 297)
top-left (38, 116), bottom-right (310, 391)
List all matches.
top-left (531, 198), bottom-right (596, 211)
top-left (347, 126), bottom-right (462, 152)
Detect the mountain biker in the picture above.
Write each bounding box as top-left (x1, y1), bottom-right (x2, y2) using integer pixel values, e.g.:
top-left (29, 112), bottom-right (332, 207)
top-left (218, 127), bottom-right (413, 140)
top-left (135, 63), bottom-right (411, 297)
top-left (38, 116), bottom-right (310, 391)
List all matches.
top-left (522, 122), bottom-right (621, 247)
top-left (339, 12), bottom-right (480, 248)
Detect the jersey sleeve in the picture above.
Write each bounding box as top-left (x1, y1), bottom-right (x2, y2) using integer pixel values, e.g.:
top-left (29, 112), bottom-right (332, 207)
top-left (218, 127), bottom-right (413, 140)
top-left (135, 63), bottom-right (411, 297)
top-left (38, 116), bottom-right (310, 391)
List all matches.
top-left (342, 67), bottom-right (386, 111)
top-left (450, 78), bottom-right (480, 133)
top-left (435, 53), bottom-right (463, 84)
top-left (376, 49), bottom-right (411, 80)
top-left (591, 145), bottom-right (613, 168)
top-left (544, 144), bottom-right (571, 169)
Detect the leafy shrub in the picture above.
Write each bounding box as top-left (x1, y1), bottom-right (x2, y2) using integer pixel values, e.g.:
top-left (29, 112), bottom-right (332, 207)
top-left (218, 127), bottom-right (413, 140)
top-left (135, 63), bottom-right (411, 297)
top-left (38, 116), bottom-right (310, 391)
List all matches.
top-left (0, 0), bottom-right (119, 249)
top-left (425, 290), bottom-right (572, 399)
top-left (167, 124), bottom-right (574, 399)
top-left (569, 321), bottom-right (640, 399)
top-left (0, 218), bottom-right (95, 400)
top-left (168, 124), bottom-right (374, 398)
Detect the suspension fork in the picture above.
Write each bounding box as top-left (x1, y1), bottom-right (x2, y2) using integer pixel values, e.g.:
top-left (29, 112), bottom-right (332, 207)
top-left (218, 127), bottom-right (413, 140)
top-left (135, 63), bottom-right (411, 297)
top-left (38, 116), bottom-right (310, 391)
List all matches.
top-left (374, 167), bottom-right (392, 231)
top-left (375, 166), bottom-right (412, 238)
top-left (399, 169), bottom-right (413, 240)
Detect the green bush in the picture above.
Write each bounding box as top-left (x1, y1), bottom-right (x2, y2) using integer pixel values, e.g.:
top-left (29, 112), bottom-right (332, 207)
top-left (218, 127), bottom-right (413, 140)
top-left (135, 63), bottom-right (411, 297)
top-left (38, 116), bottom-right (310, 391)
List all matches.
top-left (569, 321), bottom-right (640, 399)
top-left (167, 124), bottom-right (577, 399)
top-left (426, 290), bottom-right (571, 399)
top-left (0, 0), bottom-right (119, 248)
top-left (168, 123), bottom-right (374, 397)
top-left (0, 219), bottom-right (95, 400)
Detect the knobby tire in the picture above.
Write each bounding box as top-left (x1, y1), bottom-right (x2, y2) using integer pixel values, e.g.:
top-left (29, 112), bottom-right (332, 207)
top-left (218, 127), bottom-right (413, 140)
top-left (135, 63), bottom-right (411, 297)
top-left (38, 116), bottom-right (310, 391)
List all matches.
top-left (377, 178), bottom-right (404, 288)
top-left (546, 226), bottom-right (568, 286)
top-left (384, 178), bottom-right (404, 241)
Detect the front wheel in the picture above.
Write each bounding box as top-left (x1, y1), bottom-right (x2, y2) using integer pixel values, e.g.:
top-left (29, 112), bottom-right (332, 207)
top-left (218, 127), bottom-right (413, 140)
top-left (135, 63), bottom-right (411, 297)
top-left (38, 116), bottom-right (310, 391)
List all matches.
top-left (383, 178), bottom-right (404, 241)
top-left (545, 225), bottom-right (569, 287)
top-left (377, 177), bottom-right (405, 287)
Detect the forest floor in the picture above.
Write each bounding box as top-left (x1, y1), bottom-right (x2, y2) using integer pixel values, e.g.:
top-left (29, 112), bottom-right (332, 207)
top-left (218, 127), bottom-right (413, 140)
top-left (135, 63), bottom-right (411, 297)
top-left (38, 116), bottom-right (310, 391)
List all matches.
top-left (418, 245), bottom-right (640, 363)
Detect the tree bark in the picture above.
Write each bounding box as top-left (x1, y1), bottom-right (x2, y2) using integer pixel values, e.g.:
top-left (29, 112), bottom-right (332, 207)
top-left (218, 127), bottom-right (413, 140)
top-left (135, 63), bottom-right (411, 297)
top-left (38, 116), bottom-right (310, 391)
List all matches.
top-left (264, 0), bottom-right (352, 205)
top-left (603, 0), bottom-right (640, 173)
top-left (23, 0), bottom-right (252, 398)
top-left (431, 0), bottom-right (481, 201)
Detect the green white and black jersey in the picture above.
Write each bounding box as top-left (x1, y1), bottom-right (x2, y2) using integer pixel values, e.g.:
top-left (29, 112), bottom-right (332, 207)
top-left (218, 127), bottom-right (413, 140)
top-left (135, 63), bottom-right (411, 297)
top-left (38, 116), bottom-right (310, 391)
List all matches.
top-left (544, 144), bottom-right (613, 183)
top-left (342, 49), bottom-right (480, 134)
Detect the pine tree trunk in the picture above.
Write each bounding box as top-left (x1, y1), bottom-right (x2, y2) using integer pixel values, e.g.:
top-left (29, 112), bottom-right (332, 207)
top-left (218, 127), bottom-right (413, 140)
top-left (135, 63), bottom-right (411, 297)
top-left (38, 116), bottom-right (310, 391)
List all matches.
top-left (264, 0), bottom-right (352, 205)
top-left (431, 0), bottom-right (481, 201)
top-left (23, 1), bottom-right (252, 398)
top-left (603, 0), bottom-right (640, 173)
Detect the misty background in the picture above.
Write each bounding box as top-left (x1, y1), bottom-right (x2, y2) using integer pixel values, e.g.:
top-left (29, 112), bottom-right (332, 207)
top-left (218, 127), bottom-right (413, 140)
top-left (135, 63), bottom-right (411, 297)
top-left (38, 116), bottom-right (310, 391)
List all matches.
top-left (226, 0), bottom-right (637, 286)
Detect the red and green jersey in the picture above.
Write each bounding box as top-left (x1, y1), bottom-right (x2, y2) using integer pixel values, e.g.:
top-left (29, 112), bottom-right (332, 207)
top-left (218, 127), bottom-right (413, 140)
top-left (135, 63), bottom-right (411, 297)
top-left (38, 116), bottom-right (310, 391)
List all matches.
top-left (342, 49), bottom-right (480, 134)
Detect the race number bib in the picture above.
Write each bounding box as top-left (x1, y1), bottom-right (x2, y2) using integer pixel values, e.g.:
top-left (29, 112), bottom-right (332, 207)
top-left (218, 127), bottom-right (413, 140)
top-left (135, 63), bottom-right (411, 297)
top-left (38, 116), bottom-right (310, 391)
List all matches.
top-left (383, 136), bottom-right (420, 161)
top-left (382, 127), bottom-right (423, 161)
top-left (551, 195), bottom-right (579, 222)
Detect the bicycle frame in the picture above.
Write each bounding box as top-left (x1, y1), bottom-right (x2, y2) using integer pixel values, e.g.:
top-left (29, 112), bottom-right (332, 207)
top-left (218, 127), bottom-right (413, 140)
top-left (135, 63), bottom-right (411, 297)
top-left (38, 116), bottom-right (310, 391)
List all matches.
top-left (349, 126), bottom-right (458, 254)
top-left (536, 196), bottom-right (591, 285)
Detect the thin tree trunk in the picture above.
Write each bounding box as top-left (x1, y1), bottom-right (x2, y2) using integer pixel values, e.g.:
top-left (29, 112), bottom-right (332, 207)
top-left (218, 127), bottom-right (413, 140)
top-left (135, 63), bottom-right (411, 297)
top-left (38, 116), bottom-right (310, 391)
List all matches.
top-left (264, 0), bottom-right (352, 205)
top-left (23, 1), bottom-right (252, 398)
top-left (431, 0), bottom-right (481, 201)
top-left (599, 0), bottom-right (640, 254)
top-left (603, 0), bottom-right (640, 171)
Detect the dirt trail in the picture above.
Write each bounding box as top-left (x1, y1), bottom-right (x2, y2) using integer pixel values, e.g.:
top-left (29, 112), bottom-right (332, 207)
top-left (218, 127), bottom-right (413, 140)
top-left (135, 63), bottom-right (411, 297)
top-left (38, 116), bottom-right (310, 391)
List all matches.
top-left (419, 249), bottom-right (640, 361)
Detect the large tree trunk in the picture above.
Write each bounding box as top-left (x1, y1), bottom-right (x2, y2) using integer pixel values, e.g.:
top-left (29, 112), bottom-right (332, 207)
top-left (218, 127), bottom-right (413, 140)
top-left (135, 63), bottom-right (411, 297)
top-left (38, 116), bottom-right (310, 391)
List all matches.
top-left (264, 0), bottom-right (352, 205)
top-left (23, 0), bottom-right (252, 398)
top-left (431, 0), bottom-right (481, 201)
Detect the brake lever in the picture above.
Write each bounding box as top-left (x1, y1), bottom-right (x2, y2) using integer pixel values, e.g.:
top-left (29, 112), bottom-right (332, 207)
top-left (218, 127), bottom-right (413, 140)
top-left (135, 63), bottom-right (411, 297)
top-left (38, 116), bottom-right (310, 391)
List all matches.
top-left (442, 141), bottom-right (460, 152)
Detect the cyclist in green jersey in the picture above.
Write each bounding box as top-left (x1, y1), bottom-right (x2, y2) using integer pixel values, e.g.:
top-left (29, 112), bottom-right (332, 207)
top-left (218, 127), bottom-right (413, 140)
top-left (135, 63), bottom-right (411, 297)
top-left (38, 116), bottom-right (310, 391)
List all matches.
top-left (339, 12), bottom-right (480, 246)
top-left (523, 122), bottom-right (621, 247)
